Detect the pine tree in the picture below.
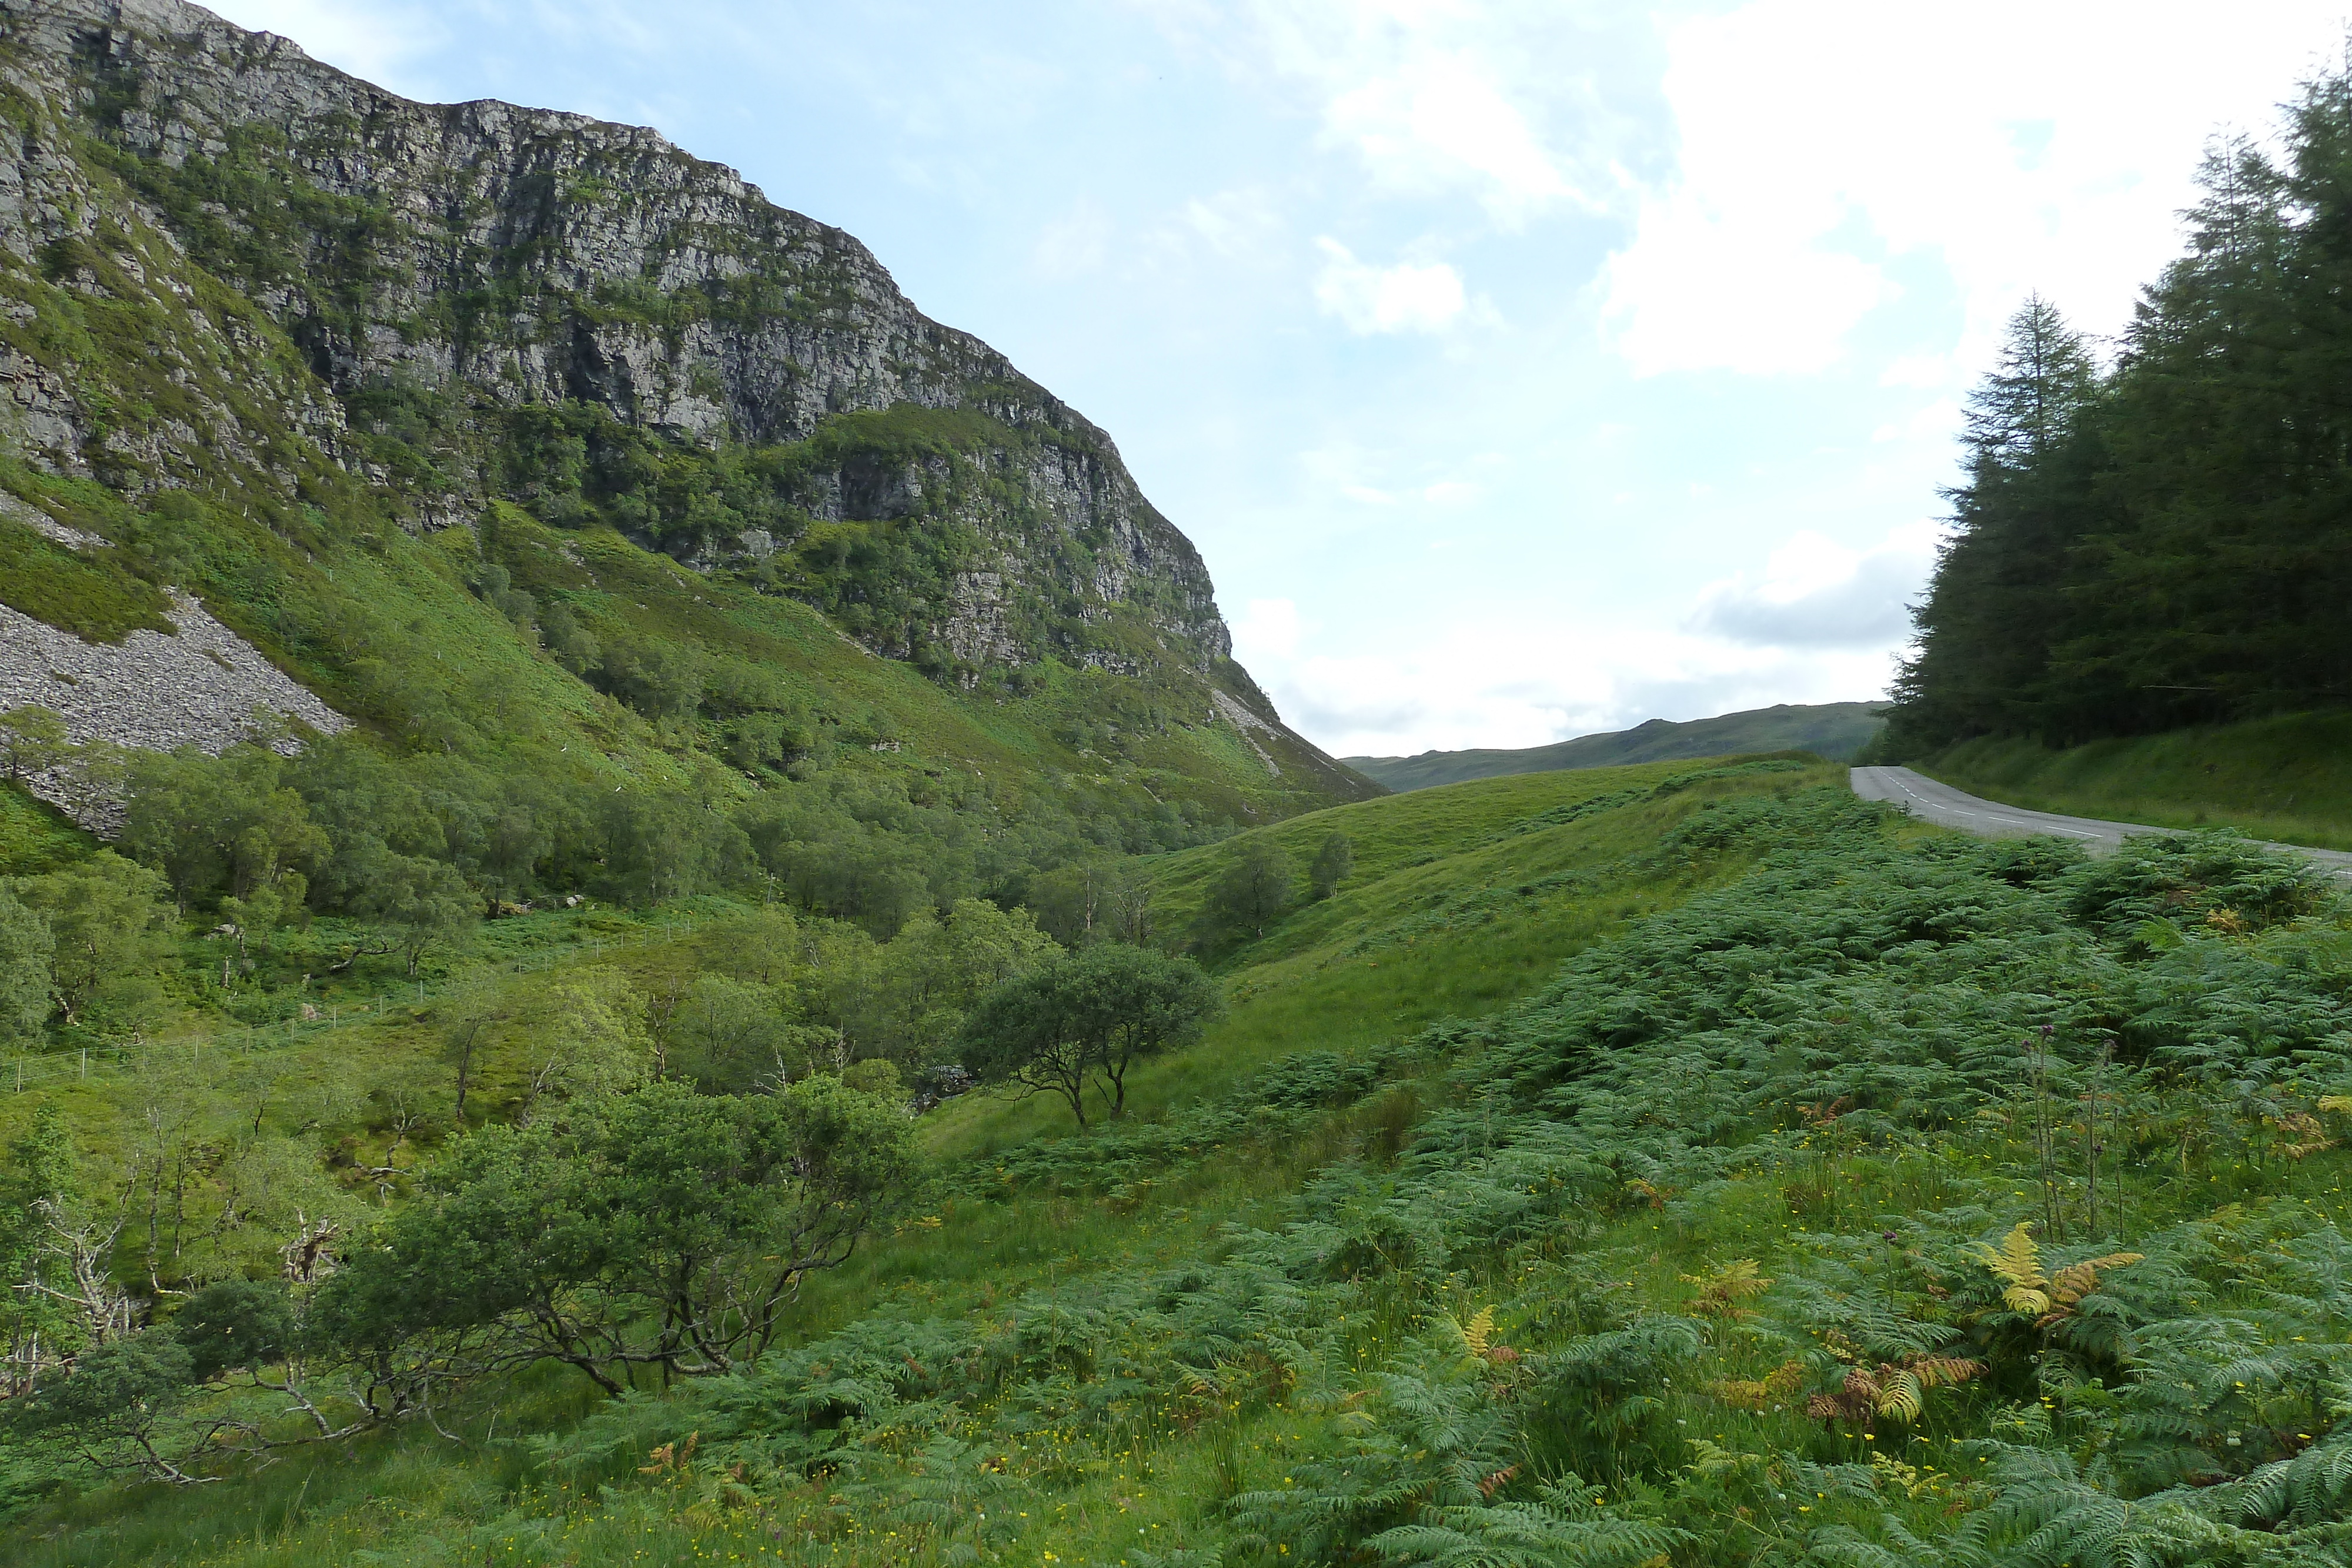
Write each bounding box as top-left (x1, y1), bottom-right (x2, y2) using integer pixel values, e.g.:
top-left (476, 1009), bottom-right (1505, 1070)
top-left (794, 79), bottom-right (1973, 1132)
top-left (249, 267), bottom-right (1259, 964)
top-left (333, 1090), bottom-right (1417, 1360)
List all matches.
top-left (1887, 298), bottom-right (2103, 750)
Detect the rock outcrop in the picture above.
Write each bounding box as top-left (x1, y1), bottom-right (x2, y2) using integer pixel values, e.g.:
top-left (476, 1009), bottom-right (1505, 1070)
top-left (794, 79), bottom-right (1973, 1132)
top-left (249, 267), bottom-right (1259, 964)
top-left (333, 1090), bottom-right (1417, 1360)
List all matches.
top-left (0, 0), bottom-right (1238, 684)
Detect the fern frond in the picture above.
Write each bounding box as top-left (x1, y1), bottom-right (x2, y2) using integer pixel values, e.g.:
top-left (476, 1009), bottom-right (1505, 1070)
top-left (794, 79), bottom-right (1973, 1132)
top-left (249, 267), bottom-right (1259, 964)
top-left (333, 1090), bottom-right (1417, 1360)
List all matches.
top-left (2006, 1283), bottom-right (2054, 1316)
top-left (1874, 1369), bottom-right (1923, 1422)
top-left (1909, 1356), bottom-right (1984, 1391)
top-left (1679, 1259), bottom-right (1771, 1321)
top-left (1972, 1222), bottom-right (2047, 1292)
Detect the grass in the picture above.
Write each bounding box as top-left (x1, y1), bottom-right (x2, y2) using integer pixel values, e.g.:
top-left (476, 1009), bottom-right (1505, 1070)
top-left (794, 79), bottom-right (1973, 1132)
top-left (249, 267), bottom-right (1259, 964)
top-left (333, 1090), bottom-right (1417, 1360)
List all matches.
top-left (20, 775), bottom-right (2352, 1563)
top-left (0, 514), bottom-right (175, 643)
top-left (1919, 711), bottom-right (2352, 850)
top-left (0, 781), bottom-right (94, 877)
top-left (0, 757), bottom-right (1840, 1565)
top-left (924, 755), bottom-right (1845, 1157)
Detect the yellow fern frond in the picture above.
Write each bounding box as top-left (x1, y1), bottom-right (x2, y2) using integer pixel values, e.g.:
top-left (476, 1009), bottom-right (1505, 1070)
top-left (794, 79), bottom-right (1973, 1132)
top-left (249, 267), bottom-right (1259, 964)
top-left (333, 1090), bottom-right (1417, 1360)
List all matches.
top-left (1681, 1259), bottom-right (1772, 1320)
top-left (1445, 1306), bottom-right (1496, 1358)
top-left (2003, 1283), bottom-right (2052, 1316)
top-left (1969, 1222), bottom-right (2047, 1293)
top-left (1875, 1369), bottom-right (1923, 1422)
top-left (1711, 1378), bottom-right (1772, 1410)
top-left (2317, 1095), bottom-right (2352, 1115)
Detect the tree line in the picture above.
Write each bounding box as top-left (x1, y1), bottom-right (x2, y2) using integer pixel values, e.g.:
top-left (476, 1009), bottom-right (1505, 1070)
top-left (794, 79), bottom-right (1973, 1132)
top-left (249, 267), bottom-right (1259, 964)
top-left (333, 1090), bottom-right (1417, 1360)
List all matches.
top-left (1887, 64), bottom-right (2352, 753)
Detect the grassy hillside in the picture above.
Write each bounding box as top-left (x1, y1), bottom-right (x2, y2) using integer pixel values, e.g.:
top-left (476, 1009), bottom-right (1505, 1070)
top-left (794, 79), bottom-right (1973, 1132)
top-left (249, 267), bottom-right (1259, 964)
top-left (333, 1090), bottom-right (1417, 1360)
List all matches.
top-left (1347, 701), bottom-right (1886, 791)
top-left (18, 757), bottom-right (2352, 1564)
top-left (1919, 711), bottom-right (2352, 850)
top-left (0, 755), bottom-right (1850, 1562)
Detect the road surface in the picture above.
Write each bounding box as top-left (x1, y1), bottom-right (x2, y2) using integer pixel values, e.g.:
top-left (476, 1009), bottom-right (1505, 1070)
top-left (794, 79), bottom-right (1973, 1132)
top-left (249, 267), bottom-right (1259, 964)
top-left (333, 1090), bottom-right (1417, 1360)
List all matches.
top-left (1849, 765), bottom-right (2352, 881)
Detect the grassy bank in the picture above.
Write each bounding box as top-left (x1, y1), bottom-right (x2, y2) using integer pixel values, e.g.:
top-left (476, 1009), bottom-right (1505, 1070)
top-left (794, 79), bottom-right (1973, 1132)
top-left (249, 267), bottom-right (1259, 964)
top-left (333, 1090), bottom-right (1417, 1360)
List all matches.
top-left (1918, 711), bottom-right (2352, 849)
top-left (2, 758), bottom-right (1849, 1564)
top-left (22, 775), bottom-right (2352, 1564)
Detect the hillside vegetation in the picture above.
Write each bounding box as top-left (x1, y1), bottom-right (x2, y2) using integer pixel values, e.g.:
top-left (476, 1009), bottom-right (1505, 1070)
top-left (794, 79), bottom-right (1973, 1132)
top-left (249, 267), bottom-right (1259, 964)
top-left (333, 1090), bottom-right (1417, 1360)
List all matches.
top-left (1919, 712), bottom-right (2352, 851)
top-left (14, 754), bottom-right (2352, 1566)
top-left (0, 0), bottom-right (1374, 1089)
top-left (1347, 703), bottom-right (1885, 793)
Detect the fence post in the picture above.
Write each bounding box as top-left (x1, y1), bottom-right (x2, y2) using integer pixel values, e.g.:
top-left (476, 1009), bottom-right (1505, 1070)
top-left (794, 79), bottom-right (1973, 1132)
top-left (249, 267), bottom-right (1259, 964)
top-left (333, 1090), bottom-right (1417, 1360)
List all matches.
top-left (78, 1049), bottom-right (85, 1081)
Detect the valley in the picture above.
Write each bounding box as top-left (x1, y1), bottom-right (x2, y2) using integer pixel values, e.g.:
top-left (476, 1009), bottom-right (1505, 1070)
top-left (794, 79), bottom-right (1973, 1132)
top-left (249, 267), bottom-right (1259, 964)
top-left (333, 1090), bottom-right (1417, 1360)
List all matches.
top-left (2, 3), bottom-right (2352, 1567)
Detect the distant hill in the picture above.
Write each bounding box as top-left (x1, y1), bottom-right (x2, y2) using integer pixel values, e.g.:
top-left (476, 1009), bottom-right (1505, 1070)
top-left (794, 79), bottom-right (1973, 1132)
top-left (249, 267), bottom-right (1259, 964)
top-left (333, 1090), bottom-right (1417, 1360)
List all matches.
top-left (1343, 701), bottom-right (1887, 792)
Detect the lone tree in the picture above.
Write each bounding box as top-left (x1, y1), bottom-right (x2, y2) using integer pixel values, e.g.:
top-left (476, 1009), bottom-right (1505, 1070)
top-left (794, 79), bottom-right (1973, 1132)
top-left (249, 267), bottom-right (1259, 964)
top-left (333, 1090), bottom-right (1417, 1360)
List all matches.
top-left (958, 944), bottom-right (1222, 1127)
top-left (314, 1078), bottom-right (920, 1390)
top-left (1211, 838), bottom-right (1294, 941)
top-left (1310, 833), bottom-right (1354, 900)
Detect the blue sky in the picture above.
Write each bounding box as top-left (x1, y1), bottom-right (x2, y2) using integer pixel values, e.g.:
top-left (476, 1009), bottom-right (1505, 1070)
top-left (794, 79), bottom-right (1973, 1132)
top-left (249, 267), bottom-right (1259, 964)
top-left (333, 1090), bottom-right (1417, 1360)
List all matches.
top-left (214, 0), bottom-right (2352, 757)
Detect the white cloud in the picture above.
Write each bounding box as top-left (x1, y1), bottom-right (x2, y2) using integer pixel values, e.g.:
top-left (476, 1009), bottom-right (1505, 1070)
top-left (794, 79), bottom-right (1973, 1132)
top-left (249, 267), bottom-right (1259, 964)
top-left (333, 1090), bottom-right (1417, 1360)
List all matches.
top-left (1600, 193), bottom-right (1896, 376)
top-left (1267, 618), bottom-right (1900, 758)
top-left (1314, 238), bottom-right (1466, 333)
top-left (1688, 521), bottom-right (1943, 649)
top-left (207, 0), bottom-right (446, 91)
top-left (1601, 0), bottom-right (2350, 378)
top-left (1034, 201), bottom-right (1113, 278)
top-left (1321, 47), bottom-right (1582, 225)
top-left (1231, 597), bottom-right (1305, 664)
top-left (1138, 0), bottom-right (1622, 226)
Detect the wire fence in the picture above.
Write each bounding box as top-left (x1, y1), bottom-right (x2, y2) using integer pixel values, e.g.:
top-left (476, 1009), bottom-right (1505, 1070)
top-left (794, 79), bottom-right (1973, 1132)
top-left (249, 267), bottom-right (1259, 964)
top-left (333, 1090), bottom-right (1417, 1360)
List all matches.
top-left (2, 908), bottom-right (736, 1096)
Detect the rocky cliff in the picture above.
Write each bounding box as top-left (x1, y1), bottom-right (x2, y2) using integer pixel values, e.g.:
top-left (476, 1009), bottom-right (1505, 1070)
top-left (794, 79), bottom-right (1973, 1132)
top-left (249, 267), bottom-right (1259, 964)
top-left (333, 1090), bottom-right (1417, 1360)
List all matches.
top-left (0, 0), bottom-right (1347, 757)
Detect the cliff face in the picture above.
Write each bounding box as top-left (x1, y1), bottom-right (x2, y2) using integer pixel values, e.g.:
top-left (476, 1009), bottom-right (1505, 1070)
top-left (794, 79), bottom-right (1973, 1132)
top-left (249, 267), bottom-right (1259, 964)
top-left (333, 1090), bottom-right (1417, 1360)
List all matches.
top-left (0, 0), bottom-right (1316, 728)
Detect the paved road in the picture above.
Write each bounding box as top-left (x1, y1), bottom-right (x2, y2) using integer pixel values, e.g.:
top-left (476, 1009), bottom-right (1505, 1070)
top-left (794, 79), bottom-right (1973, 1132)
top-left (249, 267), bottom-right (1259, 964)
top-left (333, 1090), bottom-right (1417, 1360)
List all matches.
top-left (1850, 765), bottom-right (2352, 881)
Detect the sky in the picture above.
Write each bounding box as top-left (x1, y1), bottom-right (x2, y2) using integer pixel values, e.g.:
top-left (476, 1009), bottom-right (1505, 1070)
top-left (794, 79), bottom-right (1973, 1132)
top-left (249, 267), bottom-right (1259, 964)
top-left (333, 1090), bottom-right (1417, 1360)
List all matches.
top-left (210, 0), bottom-right (2352, 759)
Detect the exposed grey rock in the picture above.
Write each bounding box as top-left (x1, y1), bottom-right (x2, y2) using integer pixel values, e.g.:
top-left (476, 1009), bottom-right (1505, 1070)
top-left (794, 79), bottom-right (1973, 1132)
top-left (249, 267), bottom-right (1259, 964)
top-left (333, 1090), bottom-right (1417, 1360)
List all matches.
top-left (0, 589), bottom-right (350, 823)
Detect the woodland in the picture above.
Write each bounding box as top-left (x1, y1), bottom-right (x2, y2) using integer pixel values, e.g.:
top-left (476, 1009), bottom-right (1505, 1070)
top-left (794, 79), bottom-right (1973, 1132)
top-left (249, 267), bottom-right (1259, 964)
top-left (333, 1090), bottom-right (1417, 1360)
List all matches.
top-left (1885, 68), bottom-right (2352, 753)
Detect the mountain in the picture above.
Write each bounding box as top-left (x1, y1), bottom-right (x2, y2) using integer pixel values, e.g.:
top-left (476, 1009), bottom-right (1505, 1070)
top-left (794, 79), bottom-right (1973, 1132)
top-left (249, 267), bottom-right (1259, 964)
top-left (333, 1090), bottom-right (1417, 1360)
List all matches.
top-left (0, 0), bottom-right (1377, 856)
top-left (1342, 700), bottom-right (1887, 792)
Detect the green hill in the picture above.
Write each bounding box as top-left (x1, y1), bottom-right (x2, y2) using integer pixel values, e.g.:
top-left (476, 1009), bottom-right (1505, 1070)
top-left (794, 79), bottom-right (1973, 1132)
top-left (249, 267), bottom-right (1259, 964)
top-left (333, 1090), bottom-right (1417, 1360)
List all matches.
top-left (23, 754), bottom-right (2352, 1566)
top-left (1343, 700), bottom-right (1886, 791)
top-left (1915, 710), bottom-right (2352, 851)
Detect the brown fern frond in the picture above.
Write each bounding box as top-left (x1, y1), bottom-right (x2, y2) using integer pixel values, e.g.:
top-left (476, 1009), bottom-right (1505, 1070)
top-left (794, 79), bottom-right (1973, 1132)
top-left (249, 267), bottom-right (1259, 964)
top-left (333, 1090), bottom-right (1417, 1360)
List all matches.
top-left (1906, 1356), bottom-right (1985, 1390)
top-left (2045, 1262), bottom-right (2102, 1310)
top-left (2271, 1113), bottom-right (2335, 1159)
